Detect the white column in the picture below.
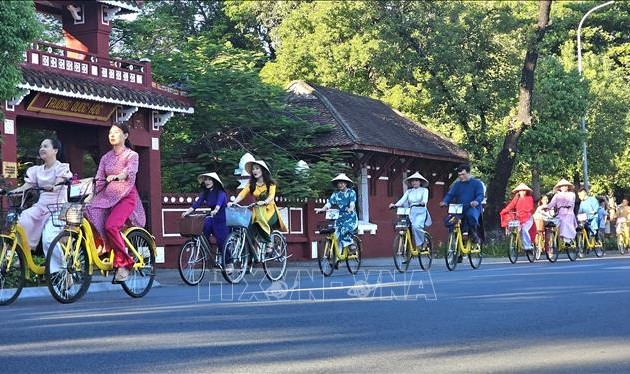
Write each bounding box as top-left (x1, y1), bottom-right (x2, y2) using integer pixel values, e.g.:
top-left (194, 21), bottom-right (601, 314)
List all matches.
top-left (401, 169), bottom-right (408, 193)
top-left (359, 166), bottom-right (370, 222)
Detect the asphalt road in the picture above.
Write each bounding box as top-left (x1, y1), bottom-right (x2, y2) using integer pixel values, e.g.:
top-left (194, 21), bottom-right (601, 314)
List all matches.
top-left (2, 255), bottom-right (630, 373)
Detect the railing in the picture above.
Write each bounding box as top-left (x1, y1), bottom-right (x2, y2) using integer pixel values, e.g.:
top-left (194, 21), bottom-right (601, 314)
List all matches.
top-left (23, 41), bottom-right (188, 97)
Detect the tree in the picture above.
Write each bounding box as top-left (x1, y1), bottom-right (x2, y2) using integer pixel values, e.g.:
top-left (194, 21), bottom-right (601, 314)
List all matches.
top-left (0, 1), bottom-right (41, 102)
top-left (484, 0), bottom-right (552, 230)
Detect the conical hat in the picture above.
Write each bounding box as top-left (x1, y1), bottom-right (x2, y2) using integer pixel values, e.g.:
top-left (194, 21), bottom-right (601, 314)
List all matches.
top-left (554, 178), bottom-right (574, 191)
top-left (512, 183), bottom-right (532, 193)
top-left (244, 160), bottom-right (270, 174)
top-left (197, 172), bottom-right (224, 189)
top-left (331, 173), bottom-right (353, 187)
top-left (405, 172), bottom-right (429, 187)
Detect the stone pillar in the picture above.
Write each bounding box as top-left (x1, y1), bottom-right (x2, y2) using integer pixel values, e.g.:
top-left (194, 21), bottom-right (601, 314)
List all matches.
top-left (359, 166), bottom-right (370, 222)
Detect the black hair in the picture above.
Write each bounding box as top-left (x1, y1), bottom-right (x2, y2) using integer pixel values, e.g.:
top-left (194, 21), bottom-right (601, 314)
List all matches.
top-left (44, 138), bottom-right (65, 163)
top-left (111, 123), bottom-right (134, 150)
top-left (455, 164), bottom-right (471, 173)
top-left (199, 177), bottom-right (224, 192)
top-left (578, 187), bottom-right (588, 193)
top-left (248, 163), bottom-right (276, 196)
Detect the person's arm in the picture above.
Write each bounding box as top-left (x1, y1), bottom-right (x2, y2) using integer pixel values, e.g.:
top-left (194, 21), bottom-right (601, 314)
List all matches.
top-left (315, 193), bottom-right (334, 213)
top-left (471, 180), bottom-right (484, 207)
top-left (113, 151), bottom-right (138, 182)
top-left (183, 190), bottom-right (206, 217)
top-left (213, 191), bottom-right (227, 216)
top-left (440, 182), bottom-right (458, 205)
top-left (230, 184), bottom-right (250, 206)
top-left (501, 196), bottom-right (517, 214)
top-left (392, 190), bottom-right (410, 208)
top-left (260, 184), bottom-right (276, 205)
top-left (347, 189), bottom-right (356, 213)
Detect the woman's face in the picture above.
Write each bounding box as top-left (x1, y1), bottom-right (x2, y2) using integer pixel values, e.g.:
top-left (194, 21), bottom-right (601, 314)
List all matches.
top-left (203, 177), bottom-right (214, 189)
top-left (109, 125), bottom-right (128, 147)
top-left (518, 190), bottom-right (527, 198)
top-left (337, 181), bottom-right (347, 190)
top-left (251, 164), bottom-right (263, 179)
top-left (541, 196), bottom-right (549, 205)
top-left (410, 179), bottom-right (421, 188)
top-left (560, 185), bottom-right (568, 192)
top-left (39, 139), bottom-right (57, 162)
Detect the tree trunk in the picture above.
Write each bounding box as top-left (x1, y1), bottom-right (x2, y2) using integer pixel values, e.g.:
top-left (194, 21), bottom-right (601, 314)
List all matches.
top-left (531, 168), bottom-right (541, 202)
top-left (485, 0), bottom-right (552, 230)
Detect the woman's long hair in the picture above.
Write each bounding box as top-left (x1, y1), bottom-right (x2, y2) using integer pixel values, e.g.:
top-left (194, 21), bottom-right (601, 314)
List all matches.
top-left (248, 165), bottom-right (276, 196)
top-left (112, 123), bottom-right (134, 150)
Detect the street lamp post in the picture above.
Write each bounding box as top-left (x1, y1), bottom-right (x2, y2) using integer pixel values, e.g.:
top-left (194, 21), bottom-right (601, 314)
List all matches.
top-left (577, 0), bottom-right (615, 190)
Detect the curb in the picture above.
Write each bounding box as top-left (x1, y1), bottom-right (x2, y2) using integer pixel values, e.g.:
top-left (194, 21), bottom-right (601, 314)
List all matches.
top-left (18, 278), bottom-right (162, 299)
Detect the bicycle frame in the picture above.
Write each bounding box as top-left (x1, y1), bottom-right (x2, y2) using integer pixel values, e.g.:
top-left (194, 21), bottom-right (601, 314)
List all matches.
top-left (59, 218), bottom-right (155, 275)
top-left (0, 224), bottom-right (45, 276)
top-left (449, 219), bottom-right (474, 255)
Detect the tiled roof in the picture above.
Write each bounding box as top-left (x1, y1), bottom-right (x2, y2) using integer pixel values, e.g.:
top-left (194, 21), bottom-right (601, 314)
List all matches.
top-left (286, 81), bottom-right (468, 162)
top-left (19, 66), bottom-right (193, 114)
top-left (97, 0), bottom-right (142, 13)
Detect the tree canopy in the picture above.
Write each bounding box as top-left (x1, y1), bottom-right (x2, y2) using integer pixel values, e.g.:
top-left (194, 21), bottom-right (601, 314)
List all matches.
top-left (106, 1), bottom-right (630, 219)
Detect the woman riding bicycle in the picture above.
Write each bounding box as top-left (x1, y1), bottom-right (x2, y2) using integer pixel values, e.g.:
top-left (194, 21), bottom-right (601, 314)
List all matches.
top-left (181, 172), bottom-right (231, 272)
top-left (10, 138), bottom-right (72, 265)
top-left (546, 178), bottom-right (577, 245)
top-left (388, 172), bottom-right (432, 249)
top-left (315, 173), bottom-right (359, 254)
top-left (85, 123), bottom-right (146, 283)
top-left (228, 160), bottom-right (287, 254)
top-left (500, 183), bottom-right (535, 251)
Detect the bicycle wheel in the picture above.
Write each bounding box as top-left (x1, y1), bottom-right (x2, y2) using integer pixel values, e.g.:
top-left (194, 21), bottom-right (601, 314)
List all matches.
top-left (418, 233), bottom-right (433, 271)
top-left (469, 242), bottom-right (482, 269)
top-left (508, 231), bottom-right (518, 264)
top-left (576, 231), bottom-right (586, 258)
top-left (534, 232), bottom-right (543, 261)
top-left (0, 238), bottom-right (26, 306)
top-left (121, 230), bottom-right (156, 298)
top-left (566, 238), bottom-right (578, 262)
top-left (594, 242), bottom-right (605, 257)
top-left (46, 230), bottom-right (92, 304)
top-left (317, 238), bottom-right (335, 276)
top-left (545, 230), bottom-right (559, 263)
top-left (263, 231), bottom-right (288, 281)
top-left (617, 235), bottom-right (626, 255)
top-left (178, 237), bottom-right (207, 286)
top-left (222, 230), bottom-right (248, 284)
top-left (392, 234), bottom-right (409, 273)
top-left (445, 232), bottom-right (458, 271)
top-left (346, 236), bottom-right (362, 274)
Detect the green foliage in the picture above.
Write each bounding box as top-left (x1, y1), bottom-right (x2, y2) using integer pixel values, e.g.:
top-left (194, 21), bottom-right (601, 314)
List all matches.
top-left (0, 1), bottom-right (41, 101)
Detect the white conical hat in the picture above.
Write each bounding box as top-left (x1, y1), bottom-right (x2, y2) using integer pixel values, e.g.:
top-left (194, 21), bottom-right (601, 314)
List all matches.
top-left (512, 183), bottom-right (532, 193)
top-left (554, 178), bottom-right (574, 191)
top-left (405, 172), bottom-right (429, 187)
top-left (244, 160), bottom-right (270, 174)
top-left (197, 172), bottom-right (224, 189)
top-left (331, 173), bottom-right (353, 186)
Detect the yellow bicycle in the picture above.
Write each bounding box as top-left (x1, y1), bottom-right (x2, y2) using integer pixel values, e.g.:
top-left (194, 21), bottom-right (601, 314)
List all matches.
top-left (444, 204), bottom-right (482, 271)
top-left (575, 213), bottom-right (604, 258)
top-left (392, 206), bottom-right (432, 272)
top-left (616, 218), bottom-right (629, 255)
top-left (0, 187), bottom-right (58, 305)
top-left (44, 178), bottom-right (157, 303)
top-left (543, 206), bottom-right (578, 262)
top-left (317, 209), bottom-right (362, 276)
top-left (506, 213), bottom-right (537, 264)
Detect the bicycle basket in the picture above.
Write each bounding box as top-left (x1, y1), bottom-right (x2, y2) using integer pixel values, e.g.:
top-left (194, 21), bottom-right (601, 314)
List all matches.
top-left (393, 216), bottom-right (410, 230)
top-left (226, 206), bottom-right (252, 228)
top-left (179, 214), bottom-right (205, 236)
top-left (577, 213), bottom-right (588, 223)
top-left (544, 217), bottom-right (559, 227)
top-left (448, 204), bottom-right (463, 214)
top-left (48, 202), bottom-right (84, 226)
top-left (508, 220), bottom-right (520, 229)
top-left (317, 220), bottom-right (336, 234)
top-left (69, 177), bottom-right (94, 203)
top-left (0, 209), bottom-right (19, 234)
top-left (325, 209), bottom-right (340, 220)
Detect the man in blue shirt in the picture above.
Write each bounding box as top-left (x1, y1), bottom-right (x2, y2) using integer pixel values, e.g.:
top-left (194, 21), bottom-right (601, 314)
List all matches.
top-left (439, 164), bottom-right (485, 243)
